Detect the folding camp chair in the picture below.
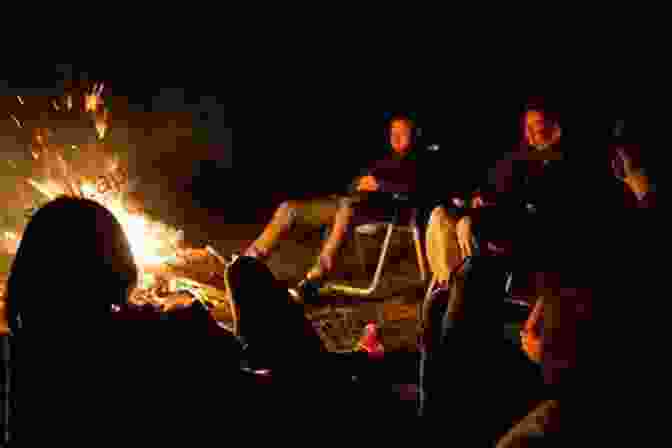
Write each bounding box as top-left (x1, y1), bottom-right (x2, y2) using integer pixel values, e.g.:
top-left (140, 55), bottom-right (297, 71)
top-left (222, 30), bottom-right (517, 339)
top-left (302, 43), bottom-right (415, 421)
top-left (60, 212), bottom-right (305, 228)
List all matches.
top-left (318, 193), bottom-right (427, 298)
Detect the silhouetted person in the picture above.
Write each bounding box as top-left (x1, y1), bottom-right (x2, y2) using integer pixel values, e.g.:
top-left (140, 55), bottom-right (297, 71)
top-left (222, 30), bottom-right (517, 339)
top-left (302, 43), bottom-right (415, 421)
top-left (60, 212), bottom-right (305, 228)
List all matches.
top-left (5, 196), bottom-right (138, 443)
top-left (224, 256), bottom-right (374, 419)
top-left (4, 197), bottom-right (246, 444)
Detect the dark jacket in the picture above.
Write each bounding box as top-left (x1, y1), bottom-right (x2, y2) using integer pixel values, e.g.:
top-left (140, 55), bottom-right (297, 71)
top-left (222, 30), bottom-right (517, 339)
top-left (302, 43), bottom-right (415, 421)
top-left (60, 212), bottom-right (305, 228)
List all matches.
top-left (487, 141), bottom-right (654, 215)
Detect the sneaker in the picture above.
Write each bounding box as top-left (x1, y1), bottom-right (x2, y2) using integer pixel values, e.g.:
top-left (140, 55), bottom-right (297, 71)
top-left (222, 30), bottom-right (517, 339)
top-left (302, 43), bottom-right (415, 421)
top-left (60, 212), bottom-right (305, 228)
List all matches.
top-left (355, 322), bottom-right (384, 358)
top-left (296, 277), bottom-right (322, 305)
top-left (355, 223), bottom-right (382, 235)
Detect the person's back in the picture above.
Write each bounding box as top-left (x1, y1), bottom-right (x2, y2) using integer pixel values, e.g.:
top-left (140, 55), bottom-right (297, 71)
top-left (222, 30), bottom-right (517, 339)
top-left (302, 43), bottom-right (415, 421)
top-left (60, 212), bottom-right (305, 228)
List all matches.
top-left (109, 303), bottom-right (255, 439)
top-left (4, 197), bottom-right (250, 443)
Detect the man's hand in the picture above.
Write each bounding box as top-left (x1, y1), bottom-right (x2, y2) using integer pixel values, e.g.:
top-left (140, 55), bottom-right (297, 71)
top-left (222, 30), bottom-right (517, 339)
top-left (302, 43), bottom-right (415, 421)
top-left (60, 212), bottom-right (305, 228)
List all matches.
top-left (521, 298), bottom-right (544, 363)
top-left (613, 147), bottom-right (650, 199)
top-left (613, 147), bottom-right (636, 181)
top-left (356, 175), bottom-right (379, 192)
top-left (521, 329), bottom-right (542, 364)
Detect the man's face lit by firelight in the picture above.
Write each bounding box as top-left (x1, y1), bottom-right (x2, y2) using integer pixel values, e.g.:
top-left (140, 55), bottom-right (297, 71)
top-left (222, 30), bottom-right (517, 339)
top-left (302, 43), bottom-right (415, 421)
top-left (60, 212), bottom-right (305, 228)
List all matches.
top-left (526, 110), bottom-right (560, 147)
top-left (390, 119), bottom-right (413, 156)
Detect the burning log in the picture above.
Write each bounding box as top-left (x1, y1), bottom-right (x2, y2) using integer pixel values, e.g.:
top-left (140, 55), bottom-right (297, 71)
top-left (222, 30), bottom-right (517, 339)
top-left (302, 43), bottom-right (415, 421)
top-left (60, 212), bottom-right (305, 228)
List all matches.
top-left (126, 245), bottom-right (235, 326)
top-left (162, 247), bottom-right (227, 290)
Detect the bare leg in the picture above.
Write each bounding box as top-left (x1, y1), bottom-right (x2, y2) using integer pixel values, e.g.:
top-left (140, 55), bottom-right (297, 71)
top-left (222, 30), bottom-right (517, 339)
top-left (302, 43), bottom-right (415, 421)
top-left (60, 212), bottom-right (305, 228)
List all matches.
top-left (246, 200), bottom-right (303, 258)
top-left (496, 400), bottom-right (560, 447)
top-left (306, 200), bottom-right (354, 280)
top-left (456, 215), bottom-right (475, 259)
top-left (425, 206), bottom-right (463, 285)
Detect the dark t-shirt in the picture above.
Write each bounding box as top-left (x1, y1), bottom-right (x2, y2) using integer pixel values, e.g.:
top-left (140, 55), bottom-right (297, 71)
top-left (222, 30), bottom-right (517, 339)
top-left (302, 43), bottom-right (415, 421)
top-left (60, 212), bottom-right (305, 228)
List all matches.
top-left (348, 151), bottom-right (422, 196)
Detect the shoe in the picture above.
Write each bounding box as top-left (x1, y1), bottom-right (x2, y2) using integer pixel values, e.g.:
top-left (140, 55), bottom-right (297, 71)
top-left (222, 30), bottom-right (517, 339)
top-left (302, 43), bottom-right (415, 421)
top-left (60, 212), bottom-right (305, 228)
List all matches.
top-left (355, 223), bottom-right (382, 235)
top-left (355, 322), bottom-right (384, 358)
top-left (297, 277), bottom-right (322, 305)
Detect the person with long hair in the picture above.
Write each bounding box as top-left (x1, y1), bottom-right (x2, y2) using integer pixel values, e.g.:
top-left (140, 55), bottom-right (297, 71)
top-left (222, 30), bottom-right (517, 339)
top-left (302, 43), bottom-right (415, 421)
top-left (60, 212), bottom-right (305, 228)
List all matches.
top-left (3, 197), bottom-right (245, 444)
top-left (4, 196), bottom-right (138, 443)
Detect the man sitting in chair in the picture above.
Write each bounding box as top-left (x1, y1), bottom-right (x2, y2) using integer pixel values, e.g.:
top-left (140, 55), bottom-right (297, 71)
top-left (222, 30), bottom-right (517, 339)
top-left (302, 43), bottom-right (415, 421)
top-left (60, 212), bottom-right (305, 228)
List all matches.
top-left (425, 100), bottom-right (656, 297)
top-left (419, 100), bottom-right (658, 424)
top-left (243, 114), bottom-right (427, 293)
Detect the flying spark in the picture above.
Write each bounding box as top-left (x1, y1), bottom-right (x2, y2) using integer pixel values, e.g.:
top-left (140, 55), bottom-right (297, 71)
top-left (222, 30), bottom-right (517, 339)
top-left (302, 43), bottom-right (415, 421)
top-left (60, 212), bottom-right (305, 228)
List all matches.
top-left (17, 96), bottom-right (24, 105)
top-left (10, 114), bottom-right (22, 128)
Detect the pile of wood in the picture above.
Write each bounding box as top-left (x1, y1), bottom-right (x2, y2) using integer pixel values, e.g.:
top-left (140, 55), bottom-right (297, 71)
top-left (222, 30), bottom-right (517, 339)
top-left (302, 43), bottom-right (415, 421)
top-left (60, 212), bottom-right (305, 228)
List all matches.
top-left (128, 247), bottom-right (235, 325)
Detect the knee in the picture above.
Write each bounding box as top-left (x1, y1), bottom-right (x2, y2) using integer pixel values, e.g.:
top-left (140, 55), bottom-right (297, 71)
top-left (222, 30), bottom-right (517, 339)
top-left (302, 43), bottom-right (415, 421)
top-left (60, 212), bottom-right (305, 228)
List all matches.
top-left (337, 196), bottom-right (355, 210)
top-left (275, 201), bottom-right (300, 224)
top-left (429, 206), bottom-right (457, 229)
top-left (276, 200), bottom-right (301, 220)
top-left (279, 200), bottom-right (299, 212)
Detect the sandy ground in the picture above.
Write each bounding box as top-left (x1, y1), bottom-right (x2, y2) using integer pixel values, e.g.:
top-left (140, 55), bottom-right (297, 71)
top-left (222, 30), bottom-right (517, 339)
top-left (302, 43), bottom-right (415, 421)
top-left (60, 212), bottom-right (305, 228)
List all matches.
top-left (177, 208), bottom-right (425, 350)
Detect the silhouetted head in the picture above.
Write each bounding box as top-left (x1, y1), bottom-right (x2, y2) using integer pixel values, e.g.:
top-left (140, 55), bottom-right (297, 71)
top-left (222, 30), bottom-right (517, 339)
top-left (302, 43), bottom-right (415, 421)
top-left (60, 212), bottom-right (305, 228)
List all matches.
top-left (224, 256), bottom-right (325, 370)
top-left (224, 255), bottom-right (289, 340)
top-left (5, 196), bottom-right (138, 339)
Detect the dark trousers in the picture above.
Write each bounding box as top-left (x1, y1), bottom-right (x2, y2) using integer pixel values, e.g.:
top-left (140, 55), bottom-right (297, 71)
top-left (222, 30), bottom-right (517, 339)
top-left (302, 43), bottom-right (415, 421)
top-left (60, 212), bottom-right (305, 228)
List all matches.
top-left (418, 256), bottom-right (543, 442)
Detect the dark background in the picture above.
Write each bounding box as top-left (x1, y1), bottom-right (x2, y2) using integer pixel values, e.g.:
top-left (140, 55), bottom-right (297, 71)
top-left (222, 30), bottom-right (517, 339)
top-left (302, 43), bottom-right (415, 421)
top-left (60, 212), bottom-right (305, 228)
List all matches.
top-left (1, 64), bottom-right (655, 223)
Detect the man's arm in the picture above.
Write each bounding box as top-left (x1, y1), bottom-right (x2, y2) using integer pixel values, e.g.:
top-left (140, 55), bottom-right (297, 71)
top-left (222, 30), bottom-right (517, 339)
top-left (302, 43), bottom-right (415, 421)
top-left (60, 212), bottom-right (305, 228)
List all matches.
top-left (357, 156), bottom-right (417, 194)
top-left (614, 147), bottom-right (656, 208)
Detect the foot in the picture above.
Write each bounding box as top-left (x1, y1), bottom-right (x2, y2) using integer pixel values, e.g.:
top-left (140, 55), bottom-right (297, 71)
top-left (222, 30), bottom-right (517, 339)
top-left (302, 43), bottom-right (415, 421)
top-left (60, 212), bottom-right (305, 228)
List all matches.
top-left (296, 277), bottom-right (322, 305)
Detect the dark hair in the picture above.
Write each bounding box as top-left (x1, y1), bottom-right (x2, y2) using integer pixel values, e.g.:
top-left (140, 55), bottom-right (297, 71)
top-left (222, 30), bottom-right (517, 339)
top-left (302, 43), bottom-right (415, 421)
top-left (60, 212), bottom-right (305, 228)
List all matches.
top-left (5, 196), bottom-right (138, 336)
top-left (224, 256), bottom-right (325, 365)
top-left (522, 98), bottom-right (562, 138)
top-left (224, 256), bottom-right (289, 339)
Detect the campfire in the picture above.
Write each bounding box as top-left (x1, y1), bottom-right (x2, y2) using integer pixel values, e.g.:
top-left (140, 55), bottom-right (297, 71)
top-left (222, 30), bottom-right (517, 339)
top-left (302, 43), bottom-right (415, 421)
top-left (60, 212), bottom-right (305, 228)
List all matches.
top-left (1, 84), bottom-right (233, 324)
